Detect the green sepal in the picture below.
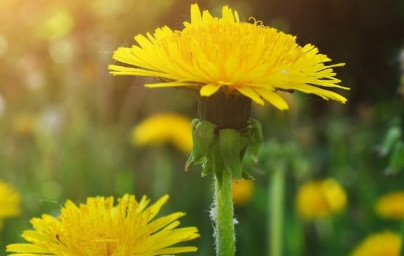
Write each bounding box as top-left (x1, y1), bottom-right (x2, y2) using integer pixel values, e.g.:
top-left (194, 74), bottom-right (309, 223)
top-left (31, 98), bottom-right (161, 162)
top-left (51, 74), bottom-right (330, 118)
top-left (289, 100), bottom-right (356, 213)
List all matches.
top-left (241, 154), bottom-right (255, 179)
top-left (185, 119), bottom-right (201, 171)
top-left (238, 135), bottom-right (249, 155)
top-left (185, 152), bottom-right (203, 172)
top-left (246, 118), bottom-right (263, 166)
top-left (193, 120), bottom-right (217, 160)
top-left (241, 167), bottom-right (255, 180)
top-left (191, 118), bottom-right (199, 134)
top-left (219, 129), bottom-right (243, 179)
top-left (185, 119), bottom-right (217, 171)
top-left (201, 159), bottom-right (213, 177)
top-left (210, 138), bottom-right (225, 187)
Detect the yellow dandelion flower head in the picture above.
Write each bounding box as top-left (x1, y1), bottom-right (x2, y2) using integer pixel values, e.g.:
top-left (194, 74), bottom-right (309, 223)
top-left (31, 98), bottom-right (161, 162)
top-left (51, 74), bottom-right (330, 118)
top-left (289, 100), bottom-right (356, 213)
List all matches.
top-left (296, 178), bottom-right (347, 220)
top-left (0, 180), bottom-right (21, 229)
top-left (109, 4), bottom-right (348, 110)
top-left (232, 179), bottom-right (254, 206)
top-left (7, 194), bottom-right (200, 256)
top-left (132, 113), bottom-right (192, 153)
top-left (350, 231), bottom-right (401, 256)
top-left (375, 191), bottom-right (404, 220)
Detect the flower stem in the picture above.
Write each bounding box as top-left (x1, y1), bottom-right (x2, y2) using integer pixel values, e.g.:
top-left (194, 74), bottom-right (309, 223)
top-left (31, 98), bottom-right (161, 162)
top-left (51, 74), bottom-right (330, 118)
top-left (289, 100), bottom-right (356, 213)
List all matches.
top-left (269, 164), bottom-right (285, 256)
top-left (214, 170), bottom-right (235, 256)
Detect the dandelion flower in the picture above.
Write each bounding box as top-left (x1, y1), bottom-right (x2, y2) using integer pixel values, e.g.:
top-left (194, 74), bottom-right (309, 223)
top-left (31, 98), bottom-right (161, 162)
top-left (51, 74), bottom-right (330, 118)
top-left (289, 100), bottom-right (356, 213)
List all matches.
top-left (7, 194), bottom-right (199, 256)
top-left (132, 113), bottom-right (193, 153)
top-left (109, 4), bottom-right (348, 111)
top-left (375, 191), bottom-right (404, 220)
top-left (350, 231), bottom-right (401, 256)
top-left (296, 179), bottom-right (347, 220)
top-left (0, 180), bottom-right (21, 229)
top-left (232, 179), bottom-right (254, 206)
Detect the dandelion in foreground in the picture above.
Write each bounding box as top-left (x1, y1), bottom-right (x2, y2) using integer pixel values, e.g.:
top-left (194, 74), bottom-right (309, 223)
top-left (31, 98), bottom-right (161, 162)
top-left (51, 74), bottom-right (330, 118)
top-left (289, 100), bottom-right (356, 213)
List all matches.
top-left (375, 191), bottom-right (404, 220)
top-left (296, 179), bottom-right (347, 220)
top-left (132, 113), bottom-right (193, 154)
top-left (7, 194), bottom-right (199, 256)
top-left (350, 231), bottom-right (401, 256)
top-left (109, 4), bottom-right (347, 256)
top-left (0, 180), bottom-right (21, 229)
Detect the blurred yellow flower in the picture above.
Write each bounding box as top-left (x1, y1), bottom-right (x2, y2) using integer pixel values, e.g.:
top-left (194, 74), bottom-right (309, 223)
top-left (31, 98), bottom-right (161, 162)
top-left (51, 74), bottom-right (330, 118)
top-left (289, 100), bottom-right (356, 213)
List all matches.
top-left (132, 113), bottom-right (192, 153)
top-left (35, 8), bottom-right (74, 40)
top-left (0, 180), bottom-right (21, 229)
top-left (296, 179), bottom-right (347, 220)
top-left (232, 179), bottom-right (254, 206)
top-left (7, 194), bottom-right (199, 256)
top-left (109, 4), bottom-right (348, 110)
top-left (350, 231), bottom-right (401, 256)
top-left (13, 114), bottom-right (36, 136)
top-left (376, 191), bottom-right (404, 220)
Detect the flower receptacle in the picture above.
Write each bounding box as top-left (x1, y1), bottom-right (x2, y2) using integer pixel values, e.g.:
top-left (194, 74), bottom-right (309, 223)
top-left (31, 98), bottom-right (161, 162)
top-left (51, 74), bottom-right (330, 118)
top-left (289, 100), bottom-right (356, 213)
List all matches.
top-left (186, 118), bottom-right (263, 186)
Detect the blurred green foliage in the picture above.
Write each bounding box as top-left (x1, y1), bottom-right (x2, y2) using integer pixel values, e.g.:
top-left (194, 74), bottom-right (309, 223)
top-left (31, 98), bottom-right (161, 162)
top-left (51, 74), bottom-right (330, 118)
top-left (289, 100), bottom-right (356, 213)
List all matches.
top-left (1, 0), bottom-right (404, 255)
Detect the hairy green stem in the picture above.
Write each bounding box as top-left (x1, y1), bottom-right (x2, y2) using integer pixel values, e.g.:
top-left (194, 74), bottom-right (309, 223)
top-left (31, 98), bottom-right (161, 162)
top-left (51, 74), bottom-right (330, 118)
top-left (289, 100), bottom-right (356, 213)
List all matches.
top-left (270, 165), bottom-right (285, 256)
top-left (214, 170), bottom-right (235, 256)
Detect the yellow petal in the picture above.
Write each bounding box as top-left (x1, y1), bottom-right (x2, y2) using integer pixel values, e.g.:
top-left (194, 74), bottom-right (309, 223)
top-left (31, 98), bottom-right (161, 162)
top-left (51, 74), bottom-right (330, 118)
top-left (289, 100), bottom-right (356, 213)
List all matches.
top-left (134, 34), bottom-right (154, 49)
top-left (234, 10), bottom-right (240, 23)
top-left (237, 87), bottom-right (264, 105)
top-left (200, 84), bottom-right (221, 96)
top-left (254, 87), bottom-right (289, 110)
top-left (144, 81), bottom-right (194, 88)
top-left (202, 10), bottom-right (214, 22)
top-left (7, 243), bottom-right (51, 253)
top-left (190, 4), bottom-right (202, 25)
top-left (157, 246), bottom-right (199, 254)
top-left (221, 5), bottom-right (236, 23)
top-left (293, 83), bottom-right (348, 103)
top-left (108, 65), bottom-right (177, 80)
top-left (144, 194), bottom-right (169, 221)
top-left (149, 212), bottom-right (186, 233)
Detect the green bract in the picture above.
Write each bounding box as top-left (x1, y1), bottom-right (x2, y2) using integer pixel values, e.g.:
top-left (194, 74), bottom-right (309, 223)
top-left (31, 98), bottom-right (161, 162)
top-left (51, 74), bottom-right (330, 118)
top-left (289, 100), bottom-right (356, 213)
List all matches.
top-left (186, 118), bottom-right (263, 185)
